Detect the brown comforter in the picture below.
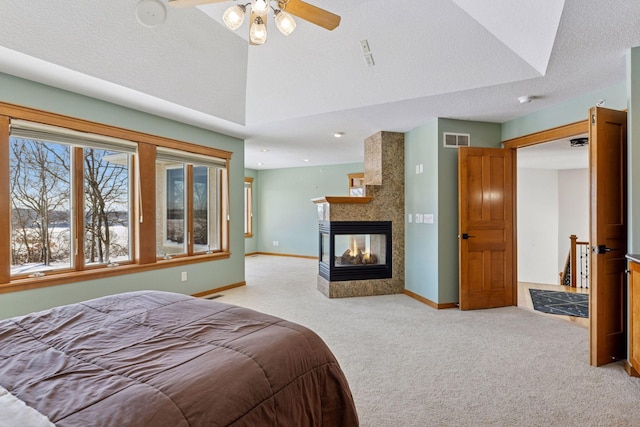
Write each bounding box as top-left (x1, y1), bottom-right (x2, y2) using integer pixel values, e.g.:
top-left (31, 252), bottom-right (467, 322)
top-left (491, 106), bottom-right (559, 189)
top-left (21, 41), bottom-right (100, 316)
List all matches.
top-left (0, 291), bottom-right (359, 426)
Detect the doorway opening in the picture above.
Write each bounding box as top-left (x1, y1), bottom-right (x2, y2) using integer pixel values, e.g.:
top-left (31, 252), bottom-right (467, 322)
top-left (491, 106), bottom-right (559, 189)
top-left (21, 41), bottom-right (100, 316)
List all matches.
top-left (515, 136), bottom-right (590, 327)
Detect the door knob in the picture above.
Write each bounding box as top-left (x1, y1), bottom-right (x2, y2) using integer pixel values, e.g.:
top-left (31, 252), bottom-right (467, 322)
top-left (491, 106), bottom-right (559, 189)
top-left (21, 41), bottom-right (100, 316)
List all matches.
top-left (593, 245), bottom-right (614, 254)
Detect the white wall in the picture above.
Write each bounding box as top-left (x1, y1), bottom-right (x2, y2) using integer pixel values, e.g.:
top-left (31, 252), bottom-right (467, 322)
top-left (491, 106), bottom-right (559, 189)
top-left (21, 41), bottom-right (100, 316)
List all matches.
top-left (517, 168), bottom-right (559, 284)
top-left (517, 167), bottom-right (589, 285)
top-left (557, 169), bottom-right (590, 271)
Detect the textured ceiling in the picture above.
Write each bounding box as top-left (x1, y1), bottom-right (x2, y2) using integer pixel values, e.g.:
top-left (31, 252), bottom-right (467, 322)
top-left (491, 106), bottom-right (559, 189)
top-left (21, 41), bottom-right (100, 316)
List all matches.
top-left (518, 134), bottom-right (589, 170)
top-left (0, 0), bottom-right (639, 169)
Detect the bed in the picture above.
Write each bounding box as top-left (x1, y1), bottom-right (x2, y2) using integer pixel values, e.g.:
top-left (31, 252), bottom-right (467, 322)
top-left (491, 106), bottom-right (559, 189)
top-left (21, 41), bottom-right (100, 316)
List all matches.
top-left (0, 291), bottom-right (359, 426)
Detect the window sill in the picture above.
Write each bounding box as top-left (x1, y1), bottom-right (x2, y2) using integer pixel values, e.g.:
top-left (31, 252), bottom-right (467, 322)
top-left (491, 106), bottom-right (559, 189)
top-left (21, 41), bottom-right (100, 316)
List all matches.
top-left (0, 252), bottom-right (230, 295)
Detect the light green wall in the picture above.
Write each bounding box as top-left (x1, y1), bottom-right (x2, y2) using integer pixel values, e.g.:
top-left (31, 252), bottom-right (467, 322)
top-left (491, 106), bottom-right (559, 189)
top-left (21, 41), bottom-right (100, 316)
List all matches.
top-left (628, 47), bottom-right (640, 253)
top-left (0, 73), bottom-right (245, 319)
top-left (503, 52), bottom-right (640, 253)
top-left (244, 168), bottom-right (259, 254)
top-left (437, 119), bottom-right (502, 303)
top-left (502, 83), bottom-right (627, 141)
top-left (404, 118), bottom-right (501, 304)
top-left (404, 120), bottom-right (439, 301)
top-left (255, 163), bottom-right (364, 257)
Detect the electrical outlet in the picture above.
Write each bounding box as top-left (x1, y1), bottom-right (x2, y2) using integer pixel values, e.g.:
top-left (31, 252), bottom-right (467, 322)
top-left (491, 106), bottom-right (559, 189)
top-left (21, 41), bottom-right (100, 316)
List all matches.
top-left (181, 271), bottom-right (187, 282)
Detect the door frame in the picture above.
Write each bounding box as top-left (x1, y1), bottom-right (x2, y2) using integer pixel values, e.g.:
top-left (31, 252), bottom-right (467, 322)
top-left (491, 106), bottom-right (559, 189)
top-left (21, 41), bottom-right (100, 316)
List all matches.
top-left (502, 118), bottom-right (590, 305)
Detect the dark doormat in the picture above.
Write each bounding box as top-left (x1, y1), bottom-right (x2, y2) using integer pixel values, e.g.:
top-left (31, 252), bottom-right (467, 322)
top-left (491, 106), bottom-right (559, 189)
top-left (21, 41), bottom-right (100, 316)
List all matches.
top-left (529, 288), bottom-right (589, 318)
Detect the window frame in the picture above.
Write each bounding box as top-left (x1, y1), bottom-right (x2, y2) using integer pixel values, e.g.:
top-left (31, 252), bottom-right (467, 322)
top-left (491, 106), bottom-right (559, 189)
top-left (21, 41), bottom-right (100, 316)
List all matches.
top-left (0, 102), bottom-right (232, 294)
top-left (244, 177), bottom-right (253, 238)
top-left (80, 147), bottom-right (134, 270)
top-left (9, 138), bottom-right (75, 277)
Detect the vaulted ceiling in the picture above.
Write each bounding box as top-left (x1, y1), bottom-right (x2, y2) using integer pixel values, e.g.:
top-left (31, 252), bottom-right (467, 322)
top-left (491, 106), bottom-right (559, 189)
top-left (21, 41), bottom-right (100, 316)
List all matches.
top-left (1, 0), bottom-right (639, 169)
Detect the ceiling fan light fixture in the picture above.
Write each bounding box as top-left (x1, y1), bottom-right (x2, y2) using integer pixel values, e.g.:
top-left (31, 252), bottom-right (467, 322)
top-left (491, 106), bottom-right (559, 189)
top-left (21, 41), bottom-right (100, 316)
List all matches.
top-left (250, 17), bottom-right (268, 45)
top-left (274, 9), bottom-right (296, 36)
top-left (223, 4), bottom-right (246, 30)
top-left (251, 0), bottom-right (271, 17)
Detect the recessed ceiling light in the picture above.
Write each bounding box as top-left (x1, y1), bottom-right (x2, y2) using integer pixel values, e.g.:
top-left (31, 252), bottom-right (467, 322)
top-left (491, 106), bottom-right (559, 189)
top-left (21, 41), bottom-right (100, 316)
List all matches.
top-left (518, 95), bottom-right (534, 104)
top-left (333, 132), bottom-right (345, 138)
top-left (303, 159), bottom-right (310, 162)
top-left (260, 148), bottom-right (269, 152)
top-left (257, 162), bottom-right (264, 166)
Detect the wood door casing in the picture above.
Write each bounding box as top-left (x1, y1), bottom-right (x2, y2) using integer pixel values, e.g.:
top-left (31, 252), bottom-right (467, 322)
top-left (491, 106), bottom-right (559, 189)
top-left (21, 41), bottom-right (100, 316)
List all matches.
top-left (629, 261), bottom-right (640, 374)
top-left (459, 147), bottom-right (514, 310)
top-left (589, 106), bottom-right (627, 366)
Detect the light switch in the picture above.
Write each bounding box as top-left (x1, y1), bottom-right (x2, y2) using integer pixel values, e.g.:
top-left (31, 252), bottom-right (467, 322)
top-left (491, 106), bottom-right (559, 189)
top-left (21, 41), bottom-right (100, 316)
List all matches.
top-left (424, 214), bottom-right (434, 224)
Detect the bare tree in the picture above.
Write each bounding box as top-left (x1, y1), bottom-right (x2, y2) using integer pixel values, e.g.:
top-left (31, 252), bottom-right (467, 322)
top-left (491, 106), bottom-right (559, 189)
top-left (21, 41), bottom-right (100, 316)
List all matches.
top-left (84, 149), bottom-right (129, 264)
top-left (10, 138), bottom-right (70, 268)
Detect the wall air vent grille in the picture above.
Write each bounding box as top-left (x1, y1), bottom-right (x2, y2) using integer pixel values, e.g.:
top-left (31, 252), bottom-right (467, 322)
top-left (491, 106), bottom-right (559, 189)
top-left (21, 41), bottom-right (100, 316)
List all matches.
top-left (443, 132), bottom-right (470, 148)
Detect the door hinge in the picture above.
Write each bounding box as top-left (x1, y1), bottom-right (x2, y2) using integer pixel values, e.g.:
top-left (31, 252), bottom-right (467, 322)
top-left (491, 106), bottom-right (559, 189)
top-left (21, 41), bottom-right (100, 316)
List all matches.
top-left (591, 113), bottom-right (596, 125)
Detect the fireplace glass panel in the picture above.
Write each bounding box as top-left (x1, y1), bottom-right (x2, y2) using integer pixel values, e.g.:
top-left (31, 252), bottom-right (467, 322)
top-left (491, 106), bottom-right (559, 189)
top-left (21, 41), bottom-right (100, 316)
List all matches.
top-left (321, 233), bottom-right (330, 264)
top-left (334, 234), bottom-right (386, 267)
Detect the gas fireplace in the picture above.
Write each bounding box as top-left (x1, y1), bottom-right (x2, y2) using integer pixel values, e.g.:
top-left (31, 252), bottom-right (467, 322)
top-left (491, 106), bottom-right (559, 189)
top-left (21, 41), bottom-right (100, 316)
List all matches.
top-left (319, 221), bottom-right (392, 281)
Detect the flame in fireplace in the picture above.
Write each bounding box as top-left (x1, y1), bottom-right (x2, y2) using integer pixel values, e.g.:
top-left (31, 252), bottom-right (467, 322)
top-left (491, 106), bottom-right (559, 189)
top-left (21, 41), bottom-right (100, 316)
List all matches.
top-left (351, 236), bottom-right (371, 261)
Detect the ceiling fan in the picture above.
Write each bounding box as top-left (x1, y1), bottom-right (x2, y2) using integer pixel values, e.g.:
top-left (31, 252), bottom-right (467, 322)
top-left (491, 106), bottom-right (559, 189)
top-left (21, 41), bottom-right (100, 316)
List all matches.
top-left (168, 0), bottom-right (341, 45)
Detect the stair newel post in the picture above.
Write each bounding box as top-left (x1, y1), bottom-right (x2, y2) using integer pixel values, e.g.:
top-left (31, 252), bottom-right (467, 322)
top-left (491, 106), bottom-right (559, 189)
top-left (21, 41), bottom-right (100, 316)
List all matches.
top-left (570, 234), bottom-right (578, 288)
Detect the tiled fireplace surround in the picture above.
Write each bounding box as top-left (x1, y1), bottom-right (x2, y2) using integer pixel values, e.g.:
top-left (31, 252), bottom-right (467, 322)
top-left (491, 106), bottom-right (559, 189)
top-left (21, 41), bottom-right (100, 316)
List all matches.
top-left (313, 131), bottom-right (405, 298)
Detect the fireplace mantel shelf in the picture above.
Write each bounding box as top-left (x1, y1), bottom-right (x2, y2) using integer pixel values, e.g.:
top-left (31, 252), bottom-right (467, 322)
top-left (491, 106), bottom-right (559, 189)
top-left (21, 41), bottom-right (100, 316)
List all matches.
top-left (312, 196), bottom-right (374, 205)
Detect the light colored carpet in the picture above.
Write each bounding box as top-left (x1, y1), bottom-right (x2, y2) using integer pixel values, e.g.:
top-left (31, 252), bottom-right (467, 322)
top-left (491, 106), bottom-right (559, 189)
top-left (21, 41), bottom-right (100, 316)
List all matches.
top-left (217, 255), bottom-right (640, 426)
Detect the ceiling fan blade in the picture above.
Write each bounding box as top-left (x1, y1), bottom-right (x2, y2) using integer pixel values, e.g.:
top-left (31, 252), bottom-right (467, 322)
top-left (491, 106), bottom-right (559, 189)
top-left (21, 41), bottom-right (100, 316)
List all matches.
top-left (281, 0), bottom-right (341, 30)
top-left (168, 0), bottom-right (229, 8)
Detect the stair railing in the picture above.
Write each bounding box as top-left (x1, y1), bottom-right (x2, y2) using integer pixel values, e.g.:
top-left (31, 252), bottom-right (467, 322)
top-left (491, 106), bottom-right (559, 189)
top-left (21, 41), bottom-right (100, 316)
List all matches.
top-left (562, 234), bottom-right (589, 288)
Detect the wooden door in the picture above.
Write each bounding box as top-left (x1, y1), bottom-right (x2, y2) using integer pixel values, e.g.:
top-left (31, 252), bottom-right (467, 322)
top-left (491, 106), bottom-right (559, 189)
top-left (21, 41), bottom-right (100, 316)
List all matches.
top-left (589, 107), bottom-right (627, 366)
top-left (458, 147), bottom-right (514, 310)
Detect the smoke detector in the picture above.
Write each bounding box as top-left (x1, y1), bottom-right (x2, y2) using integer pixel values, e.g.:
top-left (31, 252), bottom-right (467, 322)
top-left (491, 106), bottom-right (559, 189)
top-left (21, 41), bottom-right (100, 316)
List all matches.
top-left (518, 95), bottom-right (534, 104)
top-left (135, 0), bottom-right (166, 28)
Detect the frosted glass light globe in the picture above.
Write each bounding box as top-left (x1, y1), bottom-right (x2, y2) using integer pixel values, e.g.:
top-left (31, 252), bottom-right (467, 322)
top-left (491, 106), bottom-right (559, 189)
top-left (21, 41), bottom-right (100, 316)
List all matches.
top-left (223, 4), bottom-right (246, 30)
top-left (275, 10), bottom-right (296, 36)
top-left (252, 0), bottom-right (270, 17)
top-left (250, 17), bottom-right (267, 45)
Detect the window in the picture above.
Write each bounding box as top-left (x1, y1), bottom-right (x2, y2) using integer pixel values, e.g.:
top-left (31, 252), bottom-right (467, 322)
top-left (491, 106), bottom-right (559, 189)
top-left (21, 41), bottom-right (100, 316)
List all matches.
top-left (163, 166), bottom-right (186, 252)
top-left (244, 177), bottom-right (253, 237)
top-left (84, 148), bottom-right (132, 266)
top-left (8, 120), bottom-right (135, 277)
top-left (10, 138), bottom-right (73, 275)
top-left (1, 105), bottom-right (231, 291)
top-left (156, 148), bottom-right (224, 258)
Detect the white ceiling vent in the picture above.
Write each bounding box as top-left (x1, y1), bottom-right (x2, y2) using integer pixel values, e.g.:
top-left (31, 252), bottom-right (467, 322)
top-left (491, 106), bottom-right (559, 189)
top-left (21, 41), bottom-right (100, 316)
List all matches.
top-left (443, 132), bottom-right (470, 148)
